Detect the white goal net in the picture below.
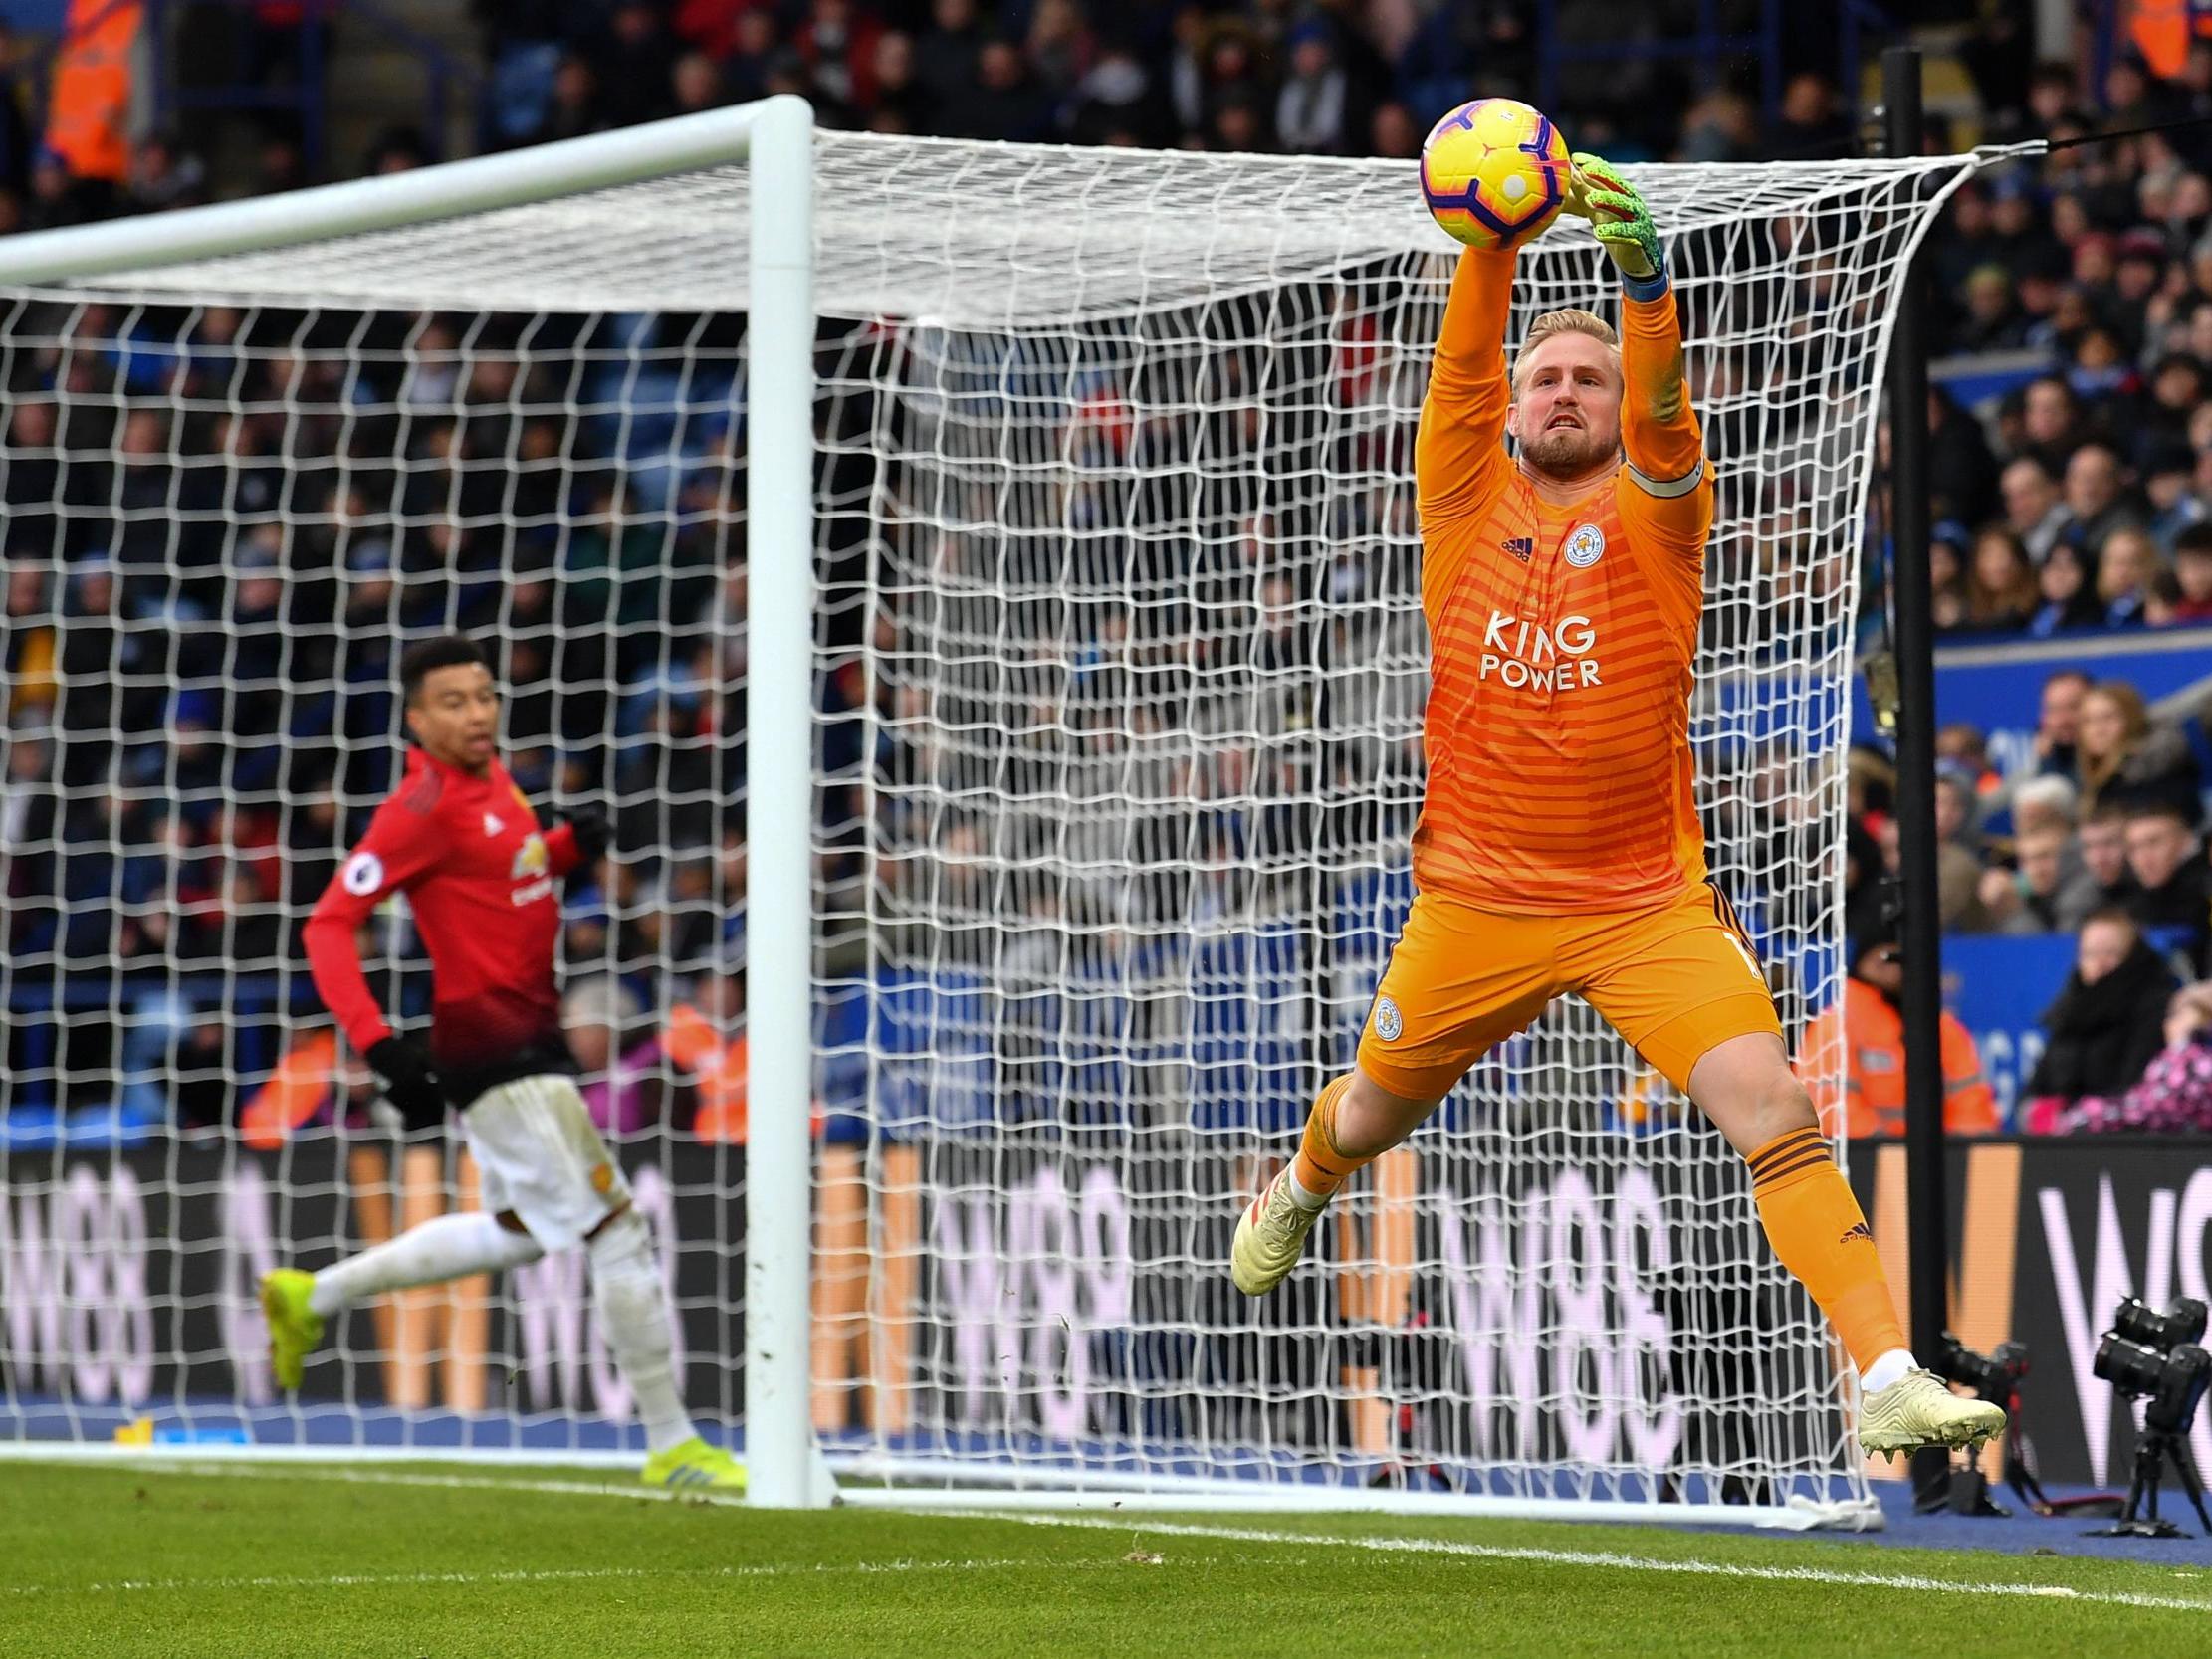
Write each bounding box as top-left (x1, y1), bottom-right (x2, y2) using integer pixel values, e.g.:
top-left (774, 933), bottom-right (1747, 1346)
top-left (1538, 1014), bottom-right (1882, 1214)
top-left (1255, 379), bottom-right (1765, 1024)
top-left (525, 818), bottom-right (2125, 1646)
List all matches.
top-left (0, 107), bottom-right (1978, 1522)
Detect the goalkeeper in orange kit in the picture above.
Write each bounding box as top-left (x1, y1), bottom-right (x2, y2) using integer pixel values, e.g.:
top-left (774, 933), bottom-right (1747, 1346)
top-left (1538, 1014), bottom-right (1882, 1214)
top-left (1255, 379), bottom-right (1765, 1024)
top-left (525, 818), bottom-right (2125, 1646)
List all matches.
top-left (1230, 157), bottom-right (2002, 1459)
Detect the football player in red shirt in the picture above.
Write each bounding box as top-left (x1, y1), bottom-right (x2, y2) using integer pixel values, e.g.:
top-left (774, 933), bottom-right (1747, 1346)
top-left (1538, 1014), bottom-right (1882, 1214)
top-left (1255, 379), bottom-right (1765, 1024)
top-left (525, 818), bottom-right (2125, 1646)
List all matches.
top-left (261, 636), bottom-right (743, 1491)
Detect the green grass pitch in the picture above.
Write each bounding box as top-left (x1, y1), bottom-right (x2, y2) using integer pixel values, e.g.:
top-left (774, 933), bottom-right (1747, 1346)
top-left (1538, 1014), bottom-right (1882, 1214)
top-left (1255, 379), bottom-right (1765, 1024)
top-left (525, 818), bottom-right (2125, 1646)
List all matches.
top-left (6, 1459), bottom-right (2209, 1658)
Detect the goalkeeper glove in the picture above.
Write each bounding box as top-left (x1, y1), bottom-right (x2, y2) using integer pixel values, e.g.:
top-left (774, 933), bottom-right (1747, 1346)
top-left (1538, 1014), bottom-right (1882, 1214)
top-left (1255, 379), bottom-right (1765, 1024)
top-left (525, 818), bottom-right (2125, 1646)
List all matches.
top-left (563, 807), bottom-right (610, 864)
top-left (1565, 152), bottom-right (1662, 287)
top-left (365, 1035), bottom-right (446, 1129)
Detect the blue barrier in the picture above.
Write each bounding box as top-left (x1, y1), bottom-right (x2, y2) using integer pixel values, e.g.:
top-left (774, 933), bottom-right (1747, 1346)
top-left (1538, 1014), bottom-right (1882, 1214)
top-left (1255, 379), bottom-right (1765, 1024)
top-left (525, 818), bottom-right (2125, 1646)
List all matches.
top-left (1942, 932), bottom-right (2076, 1128)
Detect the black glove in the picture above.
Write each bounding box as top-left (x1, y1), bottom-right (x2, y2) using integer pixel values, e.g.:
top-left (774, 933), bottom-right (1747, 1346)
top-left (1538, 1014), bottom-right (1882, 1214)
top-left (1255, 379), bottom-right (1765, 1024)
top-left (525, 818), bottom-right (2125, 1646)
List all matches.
top-left (563, 807), bottom-right (610, 864)
top-left (365, 1036), bottom-right (446, 1129)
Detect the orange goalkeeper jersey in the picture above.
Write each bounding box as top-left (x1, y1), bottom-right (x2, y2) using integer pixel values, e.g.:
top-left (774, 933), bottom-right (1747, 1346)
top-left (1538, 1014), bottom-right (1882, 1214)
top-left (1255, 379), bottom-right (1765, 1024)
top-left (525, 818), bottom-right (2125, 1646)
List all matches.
top-left (1412, 247), bottom-right (1714, 914)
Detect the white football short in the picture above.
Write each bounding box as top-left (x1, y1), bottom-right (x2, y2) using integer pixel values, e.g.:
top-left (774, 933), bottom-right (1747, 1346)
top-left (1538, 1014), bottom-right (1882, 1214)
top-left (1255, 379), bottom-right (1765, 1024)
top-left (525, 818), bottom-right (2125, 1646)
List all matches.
top-left (463, 1074), bottom-right (630, 1251)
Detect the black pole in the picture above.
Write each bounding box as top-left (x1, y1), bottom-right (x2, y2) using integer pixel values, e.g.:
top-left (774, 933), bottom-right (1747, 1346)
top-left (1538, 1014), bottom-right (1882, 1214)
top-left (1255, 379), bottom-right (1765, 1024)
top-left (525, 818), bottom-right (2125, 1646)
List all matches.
top-left (1881, 45), bottom-right (1948, 1495)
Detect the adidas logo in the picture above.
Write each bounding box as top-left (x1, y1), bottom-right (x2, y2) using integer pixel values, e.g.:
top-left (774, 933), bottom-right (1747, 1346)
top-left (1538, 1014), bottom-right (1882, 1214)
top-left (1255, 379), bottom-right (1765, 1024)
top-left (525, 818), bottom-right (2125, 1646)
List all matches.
top-left (1840, 1221), bottom-right (1873, 1245)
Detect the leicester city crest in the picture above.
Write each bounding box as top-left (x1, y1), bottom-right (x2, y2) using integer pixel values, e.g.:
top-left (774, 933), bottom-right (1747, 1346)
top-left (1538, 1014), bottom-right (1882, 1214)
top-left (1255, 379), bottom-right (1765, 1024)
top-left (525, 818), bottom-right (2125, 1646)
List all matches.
top-left (1564, 522), bottom-right (1606, 568)
top-left (1373, 995), bottom-right (1403, 1042)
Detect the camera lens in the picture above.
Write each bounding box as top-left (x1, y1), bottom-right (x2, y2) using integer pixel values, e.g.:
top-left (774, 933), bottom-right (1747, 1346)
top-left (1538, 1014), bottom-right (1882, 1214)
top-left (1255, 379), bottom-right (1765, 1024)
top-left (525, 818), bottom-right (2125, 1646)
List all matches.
top-left (2094, 1333), bottom-right (2169, 1397)
top-left (1931, 1332), bottom-right (2019, 1398)
top-left (2111, 1296), bottom-right (2210, 1351)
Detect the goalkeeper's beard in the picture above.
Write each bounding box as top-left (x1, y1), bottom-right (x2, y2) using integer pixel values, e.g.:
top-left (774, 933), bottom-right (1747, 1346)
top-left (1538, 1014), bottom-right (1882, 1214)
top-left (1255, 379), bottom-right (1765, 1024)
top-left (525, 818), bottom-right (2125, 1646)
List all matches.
top-left (1520, 422), bottom-right (1619, 483)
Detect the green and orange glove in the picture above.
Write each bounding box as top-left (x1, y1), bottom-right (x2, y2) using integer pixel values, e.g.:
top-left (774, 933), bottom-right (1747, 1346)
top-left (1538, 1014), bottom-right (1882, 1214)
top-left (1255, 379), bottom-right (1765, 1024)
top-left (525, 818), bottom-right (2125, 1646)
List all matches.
top-left (1564, 152), bottom-right (1664, 295)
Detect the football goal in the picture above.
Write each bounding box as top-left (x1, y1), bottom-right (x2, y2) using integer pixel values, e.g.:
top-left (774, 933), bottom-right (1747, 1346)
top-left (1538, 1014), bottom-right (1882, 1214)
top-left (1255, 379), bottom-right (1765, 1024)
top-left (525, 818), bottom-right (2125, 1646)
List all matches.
top-left (0, 98), bottom-right (1986, 1524)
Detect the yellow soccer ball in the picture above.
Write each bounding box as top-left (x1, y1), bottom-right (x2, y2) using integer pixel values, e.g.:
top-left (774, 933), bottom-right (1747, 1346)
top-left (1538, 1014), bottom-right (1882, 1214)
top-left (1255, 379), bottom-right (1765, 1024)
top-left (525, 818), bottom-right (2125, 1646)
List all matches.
top-left (1419, 98), bottom-right (1571, 251)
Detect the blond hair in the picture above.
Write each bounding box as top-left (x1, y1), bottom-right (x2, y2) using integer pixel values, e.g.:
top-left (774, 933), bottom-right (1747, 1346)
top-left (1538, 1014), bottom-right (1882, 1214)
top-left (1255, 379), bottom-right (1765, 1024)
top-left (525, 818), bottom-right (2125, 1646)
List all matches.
top-left (1511, 309), bottom-right (1620, 394)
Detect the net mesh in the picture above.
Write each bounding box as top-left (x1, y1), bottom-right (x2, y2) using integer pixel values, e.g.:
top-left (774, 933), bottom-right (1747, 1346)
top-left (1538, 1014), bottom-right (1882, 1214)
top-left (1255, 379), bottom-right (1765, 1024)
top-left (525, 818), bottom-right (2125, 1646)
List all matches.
top-left (0, 132), bottom-right (1973, 1513)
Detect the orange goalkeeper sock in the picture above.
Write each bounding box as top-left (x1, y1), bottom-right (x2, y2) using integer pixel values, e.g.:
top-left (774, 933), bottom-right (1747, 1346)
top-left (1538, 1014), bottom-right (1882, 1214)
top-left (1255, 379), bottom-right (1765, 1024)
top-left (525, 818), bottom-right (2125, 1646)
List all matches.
top-left (1747, 1126), bottom-right (1908, 1374)
top-left (1287, 1076), bottom-right (1363, 1209)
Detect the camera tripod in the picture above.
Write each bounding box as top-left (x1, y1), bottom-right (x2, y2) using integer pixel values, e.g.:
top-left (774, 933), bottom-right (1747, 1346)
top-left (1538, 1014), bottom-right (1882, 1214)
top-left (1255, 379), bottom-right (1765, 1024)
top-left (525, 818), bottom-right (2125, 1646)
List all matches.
top-left (2089, 1429), bottom-right (2212, 1539)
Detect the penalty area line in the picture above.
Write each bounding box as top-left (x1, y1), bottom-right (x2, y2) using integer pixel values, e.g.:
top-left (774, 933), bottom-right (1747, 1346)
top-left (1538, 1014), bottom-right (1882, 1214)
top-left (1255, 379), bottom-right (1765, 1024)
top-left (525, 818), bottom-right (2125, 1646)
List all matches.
top-left (975, 1512), bottom-right (2212, 1617)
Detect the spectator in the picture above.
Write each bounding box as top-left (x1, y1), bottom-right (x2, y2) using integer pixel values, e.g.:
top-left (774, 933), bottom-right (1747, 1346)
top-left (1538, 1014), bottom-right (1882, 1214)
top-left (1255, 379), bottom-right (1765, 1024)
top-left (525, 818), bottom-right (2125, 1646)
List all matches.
top-left (1024, 0), bottom-right (1093, 105)
top-left (2057, 983), bottom-right (2212, 1134)
top-left (1959, 526), bottom-right (2038, 631)
top-left (1166, 6), bottom-right (1209, 135)
top-left (563, 974), bottom-right (668, 1136)
top-left (1937, 721), bottom-right (2003, 803)
top-left (1933, 771), bottom-right (1991, 929)
top-left (795, 0), bottom-right (883, 114)
top-left (2026, 540), bottom-right (2102, 635)
top-left (2020, 377), bottom-right (2085, 475)
top-left (1999, 457), bottom-right (2070, 563)
top-left (865, 30), bottom-right (929, 131)
top-left (2120, 687), bottom-right (2201, 822)
top-left (964, 37), bottom-right (1053, 141)
top-left (915, 0), bottom-right (986, 114)
top-left (1067, 43), bottom-right (1169, 146)
top-left (1209, 93), bottom-right (1267, 154)
top-left (1955, 264), bottom-right (2029, 350)
top-left (592, 0), bottom-right (678, 128)
top-left (669, 51), bottom-right (728, 118)
top-left (2068, 323), bottom-right (2136, 407)
top-left (2021, 908), bottom-right (2179, 1119)
top-left (2035, 669), bottom-right (2094, 777)
top-left (529, 56), bottom-right (607, 147)
top-left (1928, 521), bottom-right (1969, 632)
top-left (2171, 523), bottom-right (2212, 621)
top-left (1274, 20), bottom-right (1348, 155)
top-left (2137, 355), bottom-right (2206, 462)
top-left (2105, 53), bottom-right (2177, 130)
top-left (1675, 89), bottom-right (1757, 163)
top-left (2058, 802), bottom-right (2141, 929)
top-left (365, 126), bottom-right (431, 176)
top-left (1772, 73), bottom-right (1853, 160)
top-left (24, 145), bottom-right (112, 232)
top-left (1800, 921), bottom-right (1999, 1139)
top-left (2077, 679), bottom-right (2187, 817)
top-left (667, 956), bottom-right (748, 1141)
top-left (1368, 101), bottom-right (1418, 160)
top-left (2123, 801), bottom-right (2212, 970)
top-left (2059, 444), bottom-right (2145, 559)
top-left (1978, 821), bottom-right (2074, 933)
top-left (2147, 568), bottom-right (2188, 625)
top-left (2095, 526), bottom-right (2163, 627)
top-left (2010, 772), bottom-right (2082, 841)
top-left (2142, 440), bottom-right (2203, 552)
top-left (126, 135), bottom-right (207, 214)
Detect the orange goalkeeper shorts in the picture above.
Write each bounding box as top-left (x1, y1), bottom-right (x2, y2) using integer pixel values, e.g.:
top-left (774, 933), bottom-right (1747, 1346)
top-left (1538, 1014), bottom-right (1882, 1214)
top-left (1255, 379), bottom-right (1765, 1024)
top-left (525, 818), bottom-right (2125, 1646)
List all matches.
top-left (1355, 879), bottom-right (1783, 1103)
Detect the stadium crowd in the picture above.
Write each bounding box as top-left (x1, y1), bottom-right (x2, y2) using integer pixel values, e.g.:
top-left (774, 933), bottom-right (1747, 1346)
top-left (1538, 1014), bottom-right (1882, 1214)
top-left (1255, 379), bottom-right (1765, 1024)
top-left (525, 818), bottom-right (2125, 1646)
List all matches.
top-left (0, 3), bottom-right (2208, 1140)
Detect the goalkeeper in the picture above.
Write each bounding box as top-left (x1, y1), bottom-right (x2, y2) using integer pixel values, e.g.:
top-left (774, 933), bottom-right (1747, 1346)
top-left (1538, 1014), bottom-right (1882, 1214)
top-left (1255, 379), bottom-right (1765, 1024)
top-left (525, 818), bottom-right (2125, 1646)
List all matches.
top-left (262, 635), bottom-right (744, 1492)
top-left (1231, 159), bottom-right (2002, 1458)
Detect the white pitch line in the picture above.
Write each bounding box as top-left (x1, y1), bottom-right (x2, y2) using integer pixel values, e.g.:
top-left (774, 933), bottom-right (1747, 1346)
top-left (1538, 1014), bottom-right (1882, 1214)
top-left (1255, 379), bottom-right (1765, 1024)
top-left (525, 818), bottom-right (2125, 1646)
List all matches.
top-left (7, 1556), bottom-right (1037, 1599)
top-left (978, 1512), bottom-right (2212, 1617)
top-left (34, 1458), bottom-right (2212, 1618)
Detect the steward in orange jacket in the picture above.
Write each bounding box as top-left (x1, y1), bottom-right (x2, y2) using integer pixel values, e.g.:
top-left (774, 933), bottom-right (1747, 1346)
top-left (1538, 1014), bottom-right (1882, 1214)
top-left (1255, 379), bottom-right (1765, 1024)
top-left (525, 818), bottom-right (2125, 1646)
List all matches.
top-left (1801, 931), bottom-right (1999, 1139)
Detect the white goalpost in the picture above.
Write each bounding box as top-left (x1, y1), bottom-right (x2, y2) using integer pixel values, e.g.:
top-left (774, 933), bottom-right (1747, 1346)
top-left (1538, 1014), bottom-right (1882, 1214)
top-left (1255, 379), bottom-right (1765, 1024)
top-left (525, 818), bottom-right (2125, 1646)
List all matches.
top-left (0, 99), bottom-right (1988, 1526)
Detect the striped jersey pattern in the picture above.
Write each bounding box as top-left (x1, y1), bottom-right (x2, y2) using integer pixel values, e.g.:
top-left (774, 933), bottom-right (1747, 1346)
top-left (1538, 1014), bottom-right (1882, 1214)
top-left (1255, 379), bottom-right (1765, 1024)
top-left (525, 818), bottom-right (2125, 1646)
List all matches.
top-left (1412, 247), bottom-right (1716, 915)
